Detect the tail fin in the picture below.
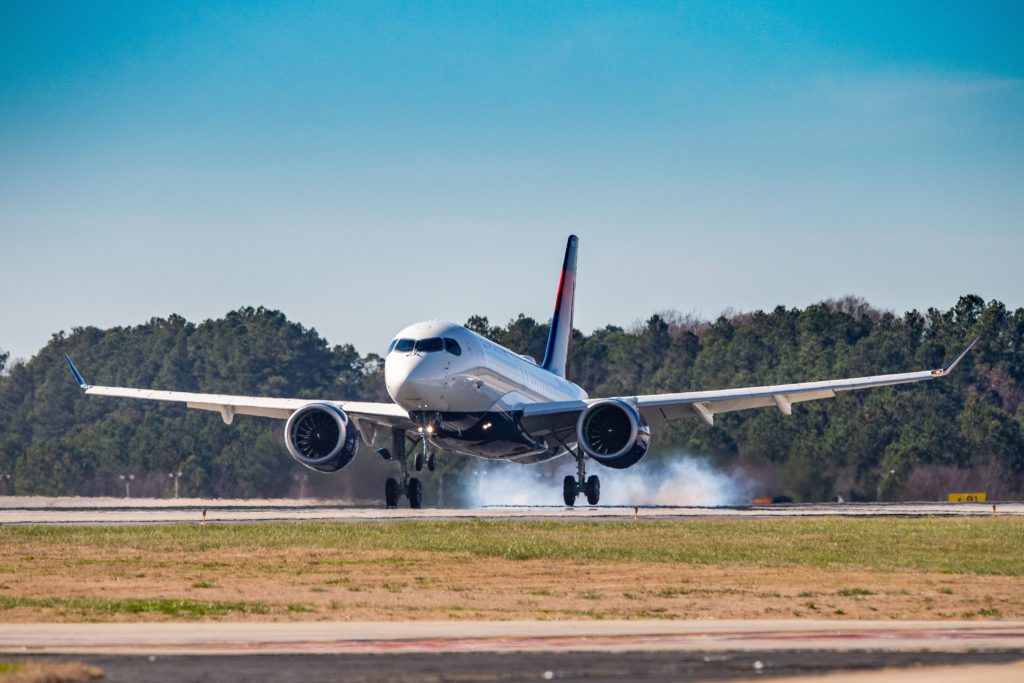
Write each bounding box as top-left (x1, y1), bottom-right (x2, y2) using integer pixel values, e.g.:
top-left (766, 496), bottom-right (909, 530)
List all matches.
top-left (541, 235), bottom-right (578, 378)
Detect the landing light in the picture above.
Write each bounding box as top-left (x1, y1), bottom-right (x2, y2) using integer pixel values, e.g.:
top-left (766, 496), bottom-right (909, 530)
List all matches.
top-left (482, 422), bottom-right (492, 430)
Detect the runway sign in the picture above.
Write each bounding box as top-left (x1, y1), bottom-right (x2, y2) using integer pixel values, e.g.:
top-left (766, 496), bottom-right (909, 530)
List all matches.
top-left (948, 492), bottom-right (986, 502)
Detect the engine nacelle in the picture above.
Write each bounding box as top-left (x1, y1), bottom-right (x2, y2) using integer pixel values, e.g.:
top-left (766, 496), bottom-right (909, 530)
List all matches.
top-left (576, 399), bottom-right (651, 469)
top-left (285, 403), bottom-right (359, 472)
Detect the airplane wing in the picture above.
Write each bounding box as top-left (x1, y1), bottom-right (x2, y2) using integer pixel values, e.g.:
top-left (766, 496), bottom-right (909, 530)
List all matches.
top-left (63, 354), bottom-right (415, 434)
top-left (522, 338), bottom-right (978, 435)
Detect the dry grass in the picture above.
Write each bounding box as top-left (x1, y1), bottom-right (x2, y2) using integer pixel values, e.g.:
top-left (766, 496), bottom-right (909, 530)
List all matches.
top-left (0, 519), bottom-right (1021, 622)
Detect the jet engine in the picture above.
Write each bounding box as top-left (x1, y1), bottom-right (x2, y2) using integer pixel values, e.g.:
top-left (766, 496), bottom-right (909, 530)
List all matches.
top-left (285, 403), bottom-right (359, 472)
top-left (576, 399), bottom-right (650, 469)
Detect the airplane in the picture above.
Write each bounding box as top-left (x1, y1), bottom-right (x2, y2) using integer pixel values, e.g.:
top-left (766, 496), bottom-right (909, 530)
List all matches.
top-left (64, 235), bottom-right (977, 508)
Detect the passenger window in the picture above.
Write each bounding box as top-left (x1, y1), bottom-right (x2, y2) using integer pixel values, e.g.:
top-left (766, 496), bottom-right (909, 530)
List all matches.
top-left (394, 339), bottom-right (415, 353)
top-left (415, 337), bottom-right (443, 353)
top-left (444, 338), bottom-right (462, 356)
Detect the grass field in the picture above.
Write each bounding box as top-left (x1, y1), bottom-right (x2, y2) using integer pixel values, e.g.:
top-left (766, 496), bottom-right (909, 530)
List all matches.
top-left (1, 518), bottom-right (1021, 622)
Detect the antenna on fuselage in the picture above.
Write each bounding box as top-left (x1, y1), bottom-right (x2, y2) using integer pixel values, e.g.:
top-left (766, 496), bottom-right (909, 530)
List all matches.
top-left (541, 235), bottom-right (578, 379)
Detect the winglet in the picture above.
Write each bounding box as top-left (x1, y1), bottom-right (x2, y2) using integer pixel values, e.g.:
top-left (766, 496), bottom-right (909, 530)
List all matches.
top-left (931, 337), bottom-right (980, 377)
top-left (63, 353), bottom-right (89, 389)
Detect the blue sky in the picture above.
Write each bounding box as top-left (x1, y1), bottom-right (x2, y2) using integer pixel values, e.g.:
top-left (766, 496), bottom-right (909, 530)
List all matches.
top-left (2, 1), bottom-right (1022, 362)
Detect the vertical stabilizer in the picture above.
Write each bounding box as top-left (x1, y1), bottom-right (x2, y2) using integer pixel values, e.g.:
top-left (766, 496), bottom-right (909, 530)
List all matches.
top-left (541, 235), bottom-right (578, 378)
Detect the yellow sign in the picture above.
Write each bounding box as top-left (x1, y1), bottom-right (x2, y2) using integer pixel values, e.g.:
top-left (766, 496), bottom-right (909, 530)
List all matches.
top-left (948, 492), bottom-right (987, 502)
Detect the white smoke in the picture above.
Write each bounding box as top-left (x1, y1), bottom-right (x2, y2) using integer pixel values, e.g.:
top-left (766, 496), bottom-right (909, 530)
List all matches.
top-left (462, 455), bottom-right (757, 507)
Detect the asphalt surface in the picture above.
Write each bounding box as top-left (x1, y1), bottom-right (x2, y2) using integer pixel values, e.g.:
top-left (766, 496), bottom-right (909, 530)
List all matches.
top-left (0, 497), bottom-right (1019, 524)
top-left (3, 650), bottom-right (1024, 683)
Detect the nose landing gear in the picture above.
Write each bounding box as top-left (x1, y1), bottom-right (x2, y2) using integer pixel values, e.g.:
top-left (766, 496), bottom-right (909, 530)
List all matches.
top-left (380, 428), bottom-right (424, 509)
top-left (562, 447), bottom-right (600, 506)
top-left (410, 412), bottom-right (441, 473)
top-left (413, 438), bottom-right (437, 472)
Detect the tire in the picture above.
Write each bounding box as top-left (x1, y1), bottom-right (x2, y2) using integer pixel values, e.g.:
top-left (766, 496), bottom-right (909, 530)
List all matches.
top-left (562, 475), bottom-right (577, 507)
top-left (427, 453), bottom-right (436, 472)
top-left (585, 475), bottom-right (600, 506)
top-left (384, 478), bottom-right (399, 508)
top-left (414, 452), bottom-right (424, 472)
top-left (407, 477), bottom-right (423, 509)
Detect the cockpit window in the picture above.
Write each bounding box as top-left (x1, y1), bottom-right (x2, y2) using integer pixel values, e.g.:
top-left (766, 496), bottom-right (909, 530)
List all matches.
top-left (414, 337), bottom-right (444, 353)
top-left (391, 337), bottom-right (457, 354)
top-left (444, 338), bottom-right (462, 356)
top-left (386, 340), bottom-right (398, 354)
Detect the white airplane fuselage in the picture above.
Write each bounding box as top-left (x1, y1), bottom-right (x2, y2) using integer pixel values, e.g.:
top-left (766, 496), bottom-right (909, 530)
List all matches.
top-left (384, 320), bottom-right (587, 462)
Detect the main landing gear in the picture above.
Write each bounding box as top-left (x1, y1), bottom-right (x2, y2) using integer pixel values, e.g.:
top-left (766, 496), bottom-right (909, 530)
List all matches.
top-left (563, 447), bottom-right (600, 506)
top-left (376, 428), bottom-right (433, 508)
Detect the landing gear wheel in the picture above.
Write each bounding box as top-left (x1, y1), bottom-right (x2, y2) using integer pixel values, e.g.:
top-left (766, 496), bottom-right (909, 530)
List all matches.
top-left (385, 478), bottom-right (399, 508)
top-left (563, 475), bottom-right (578, 507)
top-left (427, 452), bottom-right (436, 472)
top-left (407, 477), bottom-right (423, 509)
top-left (585, 475), bottom-right (600, 505)
top-left (414, 451), bottom-right (424, 471)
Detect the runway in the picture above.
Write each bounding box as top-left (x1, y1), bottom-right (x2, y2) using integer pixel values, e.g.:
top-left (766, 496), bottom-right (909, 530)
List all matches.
top-left (3, 621), bottom-right (1022, 682)
top-left (4, 650), bottom-right (1022, 683)
top-left (1, 496), bottom-right (1019, 524)
top-left (3, 619), bottom-right (1023, 655)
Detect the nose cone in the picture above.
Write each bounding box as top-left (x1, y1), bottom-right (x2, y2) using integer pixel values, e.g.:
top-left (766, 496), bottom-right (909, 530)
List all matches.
top-left (385, 352), bottom-right (450, 410)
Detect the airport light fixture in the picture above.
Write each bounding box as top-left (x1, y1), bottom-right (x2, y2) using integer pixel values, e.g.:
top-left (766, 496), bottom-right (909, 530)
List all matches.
top-left (119, 473), bottom-right (135, 498)
top-left (168, 471), bottom-right (183, 499)
top-left (0, 472), bottom-right (10, 496)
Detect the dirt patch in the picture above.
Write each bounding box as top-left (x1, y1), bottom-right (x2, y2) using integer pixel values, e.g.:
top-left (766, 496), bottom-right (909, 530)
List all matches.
top-left (0, 541), bottom-right (1019, 622)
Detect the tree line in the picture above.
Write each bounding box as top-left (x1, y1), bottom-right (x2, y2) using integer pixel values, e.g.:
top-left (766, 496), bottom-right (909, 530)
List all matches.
top-left (1, 295), bottom-right (1022, 501)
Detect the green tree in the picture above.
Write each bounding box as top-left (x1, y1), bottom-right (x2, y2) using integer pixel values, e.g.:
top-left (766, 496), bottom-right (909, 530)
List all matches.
top-left (2, 297), bottom-right (1021, 501)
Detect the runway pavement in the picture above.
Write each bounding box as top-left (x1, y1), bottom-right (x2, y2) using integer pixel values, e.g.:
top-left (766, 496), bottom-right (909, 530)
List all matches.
top-left (3, 650), bottom-right (1022, 683)
top-left (3, 621), bottom-right (1023, 682)
top-left (0, 496), bottom-right (1020, 524)
top-left (3, 619), bottom-right (1023, 655)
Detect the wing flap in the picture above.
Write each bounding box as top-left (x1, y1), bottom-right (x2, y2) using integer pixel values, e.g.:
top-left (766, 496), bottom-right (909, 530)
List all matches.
top-left (186, 402), bottom-right (293, 421)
